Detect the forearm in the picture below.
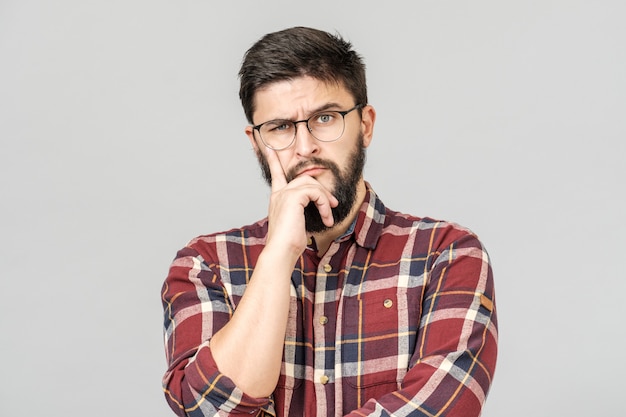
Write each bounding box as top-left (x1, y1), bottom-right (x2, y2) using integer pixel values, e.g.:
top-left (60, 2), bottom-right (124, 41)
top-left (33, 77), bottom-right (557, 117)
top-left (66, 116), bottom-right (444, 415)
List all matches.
top-left (345, 324), bottom-right (497, 417)
top-left (209, 247), bottom-right (297, 398)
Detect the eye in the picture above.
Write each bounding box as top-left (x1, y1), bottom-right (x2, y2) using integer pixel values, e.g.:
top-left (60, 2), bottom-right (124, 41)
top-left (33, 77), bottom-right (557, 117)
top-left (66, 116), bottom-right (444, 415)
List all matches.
top-left (265, 120), bottom-right (293, 133)
top-left (314, 113), bottom-right (336, 124)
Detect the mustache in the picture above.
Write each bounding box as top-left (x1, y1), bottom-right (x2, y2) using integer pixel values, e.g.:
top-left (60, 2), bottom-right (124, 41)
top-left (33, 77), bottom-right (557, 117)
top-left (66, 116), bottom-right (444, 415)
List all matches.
top-left (285, 158), bottom-right (338, 182)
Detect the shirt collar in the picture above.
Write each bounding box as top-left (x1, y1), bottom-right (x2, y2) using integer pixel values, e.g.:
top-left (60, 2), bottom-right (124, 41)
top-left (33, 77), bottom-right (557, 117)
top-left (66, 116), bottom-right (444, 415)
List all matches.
top-left (338, 182), bottom-right (386, 250)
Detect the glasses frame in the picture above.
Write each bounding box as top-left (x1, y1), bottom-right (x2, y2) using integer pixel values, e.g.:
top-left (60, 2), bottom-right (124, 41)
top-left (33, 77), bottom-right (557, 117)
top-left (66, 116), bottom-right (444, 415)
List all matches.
top-left (252, 104), bottom-right (363, 151)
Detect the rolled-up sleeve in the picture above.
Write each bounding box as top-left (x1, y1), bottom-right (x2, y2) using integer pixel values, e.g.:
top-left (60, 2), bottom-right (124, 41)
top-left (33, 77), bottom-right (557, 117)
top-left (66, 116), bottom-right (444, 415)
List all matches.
top-left (161, 245), bottom-right (274, 416)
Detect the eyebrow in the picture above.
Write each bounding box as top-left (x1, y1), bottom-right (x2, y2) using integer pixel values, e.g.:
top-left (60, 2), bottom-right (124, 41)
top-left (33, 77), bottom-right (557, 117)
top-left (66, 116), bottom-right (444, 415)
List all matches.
top-left (270, 102), bottom-right (346, 122)
top-left (309, 102), bottom-right (345, 115)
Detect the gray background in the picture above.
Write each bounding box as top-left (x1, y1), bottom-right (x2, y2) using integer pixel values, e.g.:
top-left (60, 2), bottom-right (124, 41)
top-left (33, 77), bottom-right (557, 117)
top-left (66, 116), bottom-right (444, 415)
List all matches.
top-left (1, 1), bottom-right (624, 416)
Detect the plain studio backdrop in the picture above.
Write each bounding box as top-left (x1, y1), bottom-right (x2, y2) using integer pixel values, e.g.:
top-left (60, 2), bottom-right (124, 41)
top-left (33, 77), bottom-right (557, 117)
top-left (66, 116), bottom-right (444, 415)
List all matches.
top-left (1, 1), bottom-right (624, 416)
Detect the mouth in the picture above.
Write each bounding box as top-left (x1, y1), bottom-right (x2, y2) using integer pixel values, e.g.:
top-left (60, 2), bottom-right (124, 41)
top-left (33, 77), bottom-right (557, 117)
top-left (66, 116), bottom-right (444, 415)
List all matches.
top-left (287, 161), bottom-right (330, 181)
top-left (296, 166), bottom-right (326, 178)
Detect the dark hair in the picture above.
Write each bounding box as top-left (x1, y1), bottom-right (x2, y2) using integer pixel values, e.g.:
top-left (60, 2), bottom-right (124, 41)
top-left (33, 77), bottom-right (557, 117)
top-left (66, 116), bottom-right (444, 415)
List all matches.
top-left (238, 26), bottom-right (368, 124)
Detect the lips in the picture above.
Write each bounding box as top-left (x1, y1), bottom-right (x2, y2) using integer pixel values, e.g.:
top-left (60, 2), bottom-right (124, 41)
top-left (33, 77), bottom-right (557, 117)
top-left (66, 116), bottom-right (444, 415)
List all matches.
top-left (297, 166), bottom-right (326, 177)
top-left (286, 158), bottom-right (335, 182)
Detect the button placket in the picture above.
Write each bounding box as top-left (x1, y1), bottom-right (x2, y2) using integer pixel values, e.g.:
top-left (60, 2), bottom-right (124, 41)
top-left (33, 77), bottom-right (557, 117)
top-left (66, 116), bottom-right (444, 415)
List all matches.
top-left (312, 248), bottom-right (340, 397)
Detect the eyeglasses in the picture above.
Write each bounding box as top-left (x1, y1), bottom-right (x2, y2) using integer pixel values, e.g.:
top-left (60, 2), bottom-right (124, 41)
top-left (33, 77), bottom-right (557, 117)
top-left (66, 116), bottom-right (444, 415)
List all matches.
top-left (252, 104), bottom-right (363, 151)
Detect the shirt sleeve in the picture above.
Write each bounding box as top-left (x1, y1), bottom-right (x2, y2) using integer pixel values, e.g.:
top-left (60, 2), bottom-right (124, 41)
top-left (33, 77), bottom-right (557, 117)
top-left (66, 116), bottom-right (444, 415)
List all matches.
top-left (345, 228), bottom-right (498, 417)
top-left (161, 245), bottom-right (274, 416)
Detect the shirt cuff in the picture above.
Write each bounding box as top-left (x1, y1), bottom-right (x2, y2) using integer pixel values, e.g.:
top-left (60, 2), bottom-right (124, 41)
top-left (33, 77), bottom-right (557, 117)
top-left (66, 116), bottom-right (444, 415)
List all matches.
top-left (186, 342), bottom-right (275, 415)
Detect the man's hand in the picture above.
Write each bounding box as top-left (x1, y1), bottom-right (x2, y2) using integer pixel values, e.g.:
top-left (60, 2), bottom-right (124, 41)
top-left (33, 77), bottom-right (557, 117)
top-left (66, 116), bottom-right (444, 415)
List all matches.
top-left (263, 147), bottom-right (338, 258)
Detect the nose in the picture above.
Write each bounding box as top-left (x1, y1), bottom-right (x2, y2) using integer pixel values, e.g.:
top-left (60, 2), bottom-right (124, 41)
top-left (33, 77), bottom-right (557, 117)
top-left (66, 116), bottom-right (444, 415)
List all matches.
top-left (293, 120), bottom-right (319, 157)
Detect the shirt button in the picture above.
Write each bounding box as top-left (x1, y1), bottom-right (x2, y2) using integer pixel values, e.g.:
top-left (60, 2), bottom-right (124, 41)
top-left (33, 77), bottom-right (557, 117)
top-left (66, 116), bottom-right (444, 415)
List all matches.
top-left (323, 264), bottom-right (332, 273)
top-left (383, 299), bottom-right (393, 308)
top-left (320, 375), bottom-right (329, 385)
top-left (319, 316), bottom-right (328, 325)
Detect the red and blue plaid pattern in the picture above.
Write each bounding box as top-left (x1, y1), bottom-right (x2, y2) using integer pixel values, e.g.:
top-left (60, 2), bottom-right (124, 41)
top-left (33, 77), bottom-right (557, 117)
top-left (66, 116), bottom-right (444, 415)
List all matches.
top-left (162, 184), bottom-right (497, 416)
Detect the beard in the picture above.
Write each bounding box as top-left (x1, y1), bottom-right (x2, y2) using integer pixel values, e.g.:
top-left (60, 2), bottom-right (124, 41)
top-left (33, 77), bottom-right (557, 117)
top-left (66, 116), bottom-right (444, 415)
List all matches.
top-left (255, 134), bottom-right (367, 233)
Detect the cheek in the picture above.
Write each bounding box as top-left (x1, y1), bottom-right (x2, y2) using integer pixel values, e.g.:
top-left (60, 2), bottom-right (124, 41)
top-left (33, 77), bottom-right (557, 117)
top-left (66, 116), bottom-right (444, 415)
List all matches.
top-left (337, 150), bottom-right (354, 168)
top-left (277, 152), bottom-right (297, 171)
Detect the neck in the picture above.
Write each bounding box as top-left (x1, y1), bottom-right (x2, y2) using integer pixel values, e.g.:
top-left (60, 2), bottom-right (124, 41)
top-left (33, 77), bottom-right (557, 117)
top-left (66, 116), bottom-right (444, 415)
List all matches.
top-left (312, 180), bottom-right (367, 256)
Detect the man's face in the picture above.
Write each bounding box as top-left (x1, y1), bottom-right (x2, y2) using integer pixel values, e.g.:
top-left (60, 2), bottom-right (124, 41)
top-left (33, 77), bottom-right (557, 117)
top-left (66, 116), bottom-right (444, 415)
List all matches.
top-left (255, 134), bottom-right (366, 232)
top-left (245, 76), bottom-right (375, 232)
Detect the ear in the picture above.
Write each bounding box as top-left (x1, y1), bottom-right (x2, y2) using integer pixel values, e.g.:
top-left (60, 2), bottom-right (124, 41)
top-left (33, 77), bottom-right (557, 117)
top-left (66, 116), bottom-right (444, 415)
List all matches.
top-left (360, 105), bottom-right (376, 148)
top-left (245, 125), bottom-right (259, 151)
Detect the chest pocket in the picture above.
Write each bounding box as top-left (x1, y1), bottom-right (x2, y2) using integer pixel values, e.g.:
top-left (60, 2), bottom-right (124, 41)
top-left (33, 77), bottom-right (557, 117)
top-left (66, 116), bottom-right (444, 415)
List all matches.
top-left (340, 288), bottom-right (419, 410)
top-left (341, 288), bottom-right (417, 384)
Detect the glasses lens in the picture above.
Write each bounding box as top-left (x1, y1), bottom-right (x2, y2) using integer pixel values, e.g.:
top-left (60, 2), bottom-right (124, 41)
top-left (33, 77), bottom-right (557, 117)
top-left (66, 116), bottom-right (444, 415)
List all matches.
top-left (308, 111), bottom-right (345, 142)
top-left (259, 120), bottom-right (295, 150)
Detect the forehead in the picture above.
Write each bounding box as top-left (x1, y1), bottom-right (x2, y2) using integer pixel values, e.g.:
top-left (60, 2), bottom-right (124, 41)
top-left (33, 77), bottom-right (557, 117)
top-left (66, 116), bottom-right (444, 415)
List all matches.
top-left (252, 76), bottom-right (353, 121)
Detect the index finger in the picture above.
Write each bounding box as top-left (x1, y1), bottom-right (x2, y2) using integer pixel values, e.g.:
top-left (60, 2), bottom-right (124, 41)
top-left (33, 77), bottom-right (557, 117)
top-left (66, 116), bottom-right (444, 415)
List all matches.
top-left (264, 146), bottom-right (288, 191)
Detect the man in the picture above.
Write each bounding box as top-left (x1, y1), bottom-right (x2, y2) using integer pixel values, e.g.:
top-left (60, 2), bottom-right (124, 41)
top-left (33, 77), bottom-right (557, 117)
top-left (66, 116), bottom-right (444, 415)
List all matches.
top-left (162, 26), bottom-right (497, 416)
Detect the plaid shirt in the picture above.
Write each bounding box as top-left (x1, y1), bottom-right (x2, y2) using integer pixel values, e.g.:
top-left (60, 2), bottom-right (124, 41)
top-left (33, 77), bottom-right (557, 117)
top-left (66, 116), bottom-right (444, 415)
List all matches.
top-left (162, 184), bottom-right (497, 416)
